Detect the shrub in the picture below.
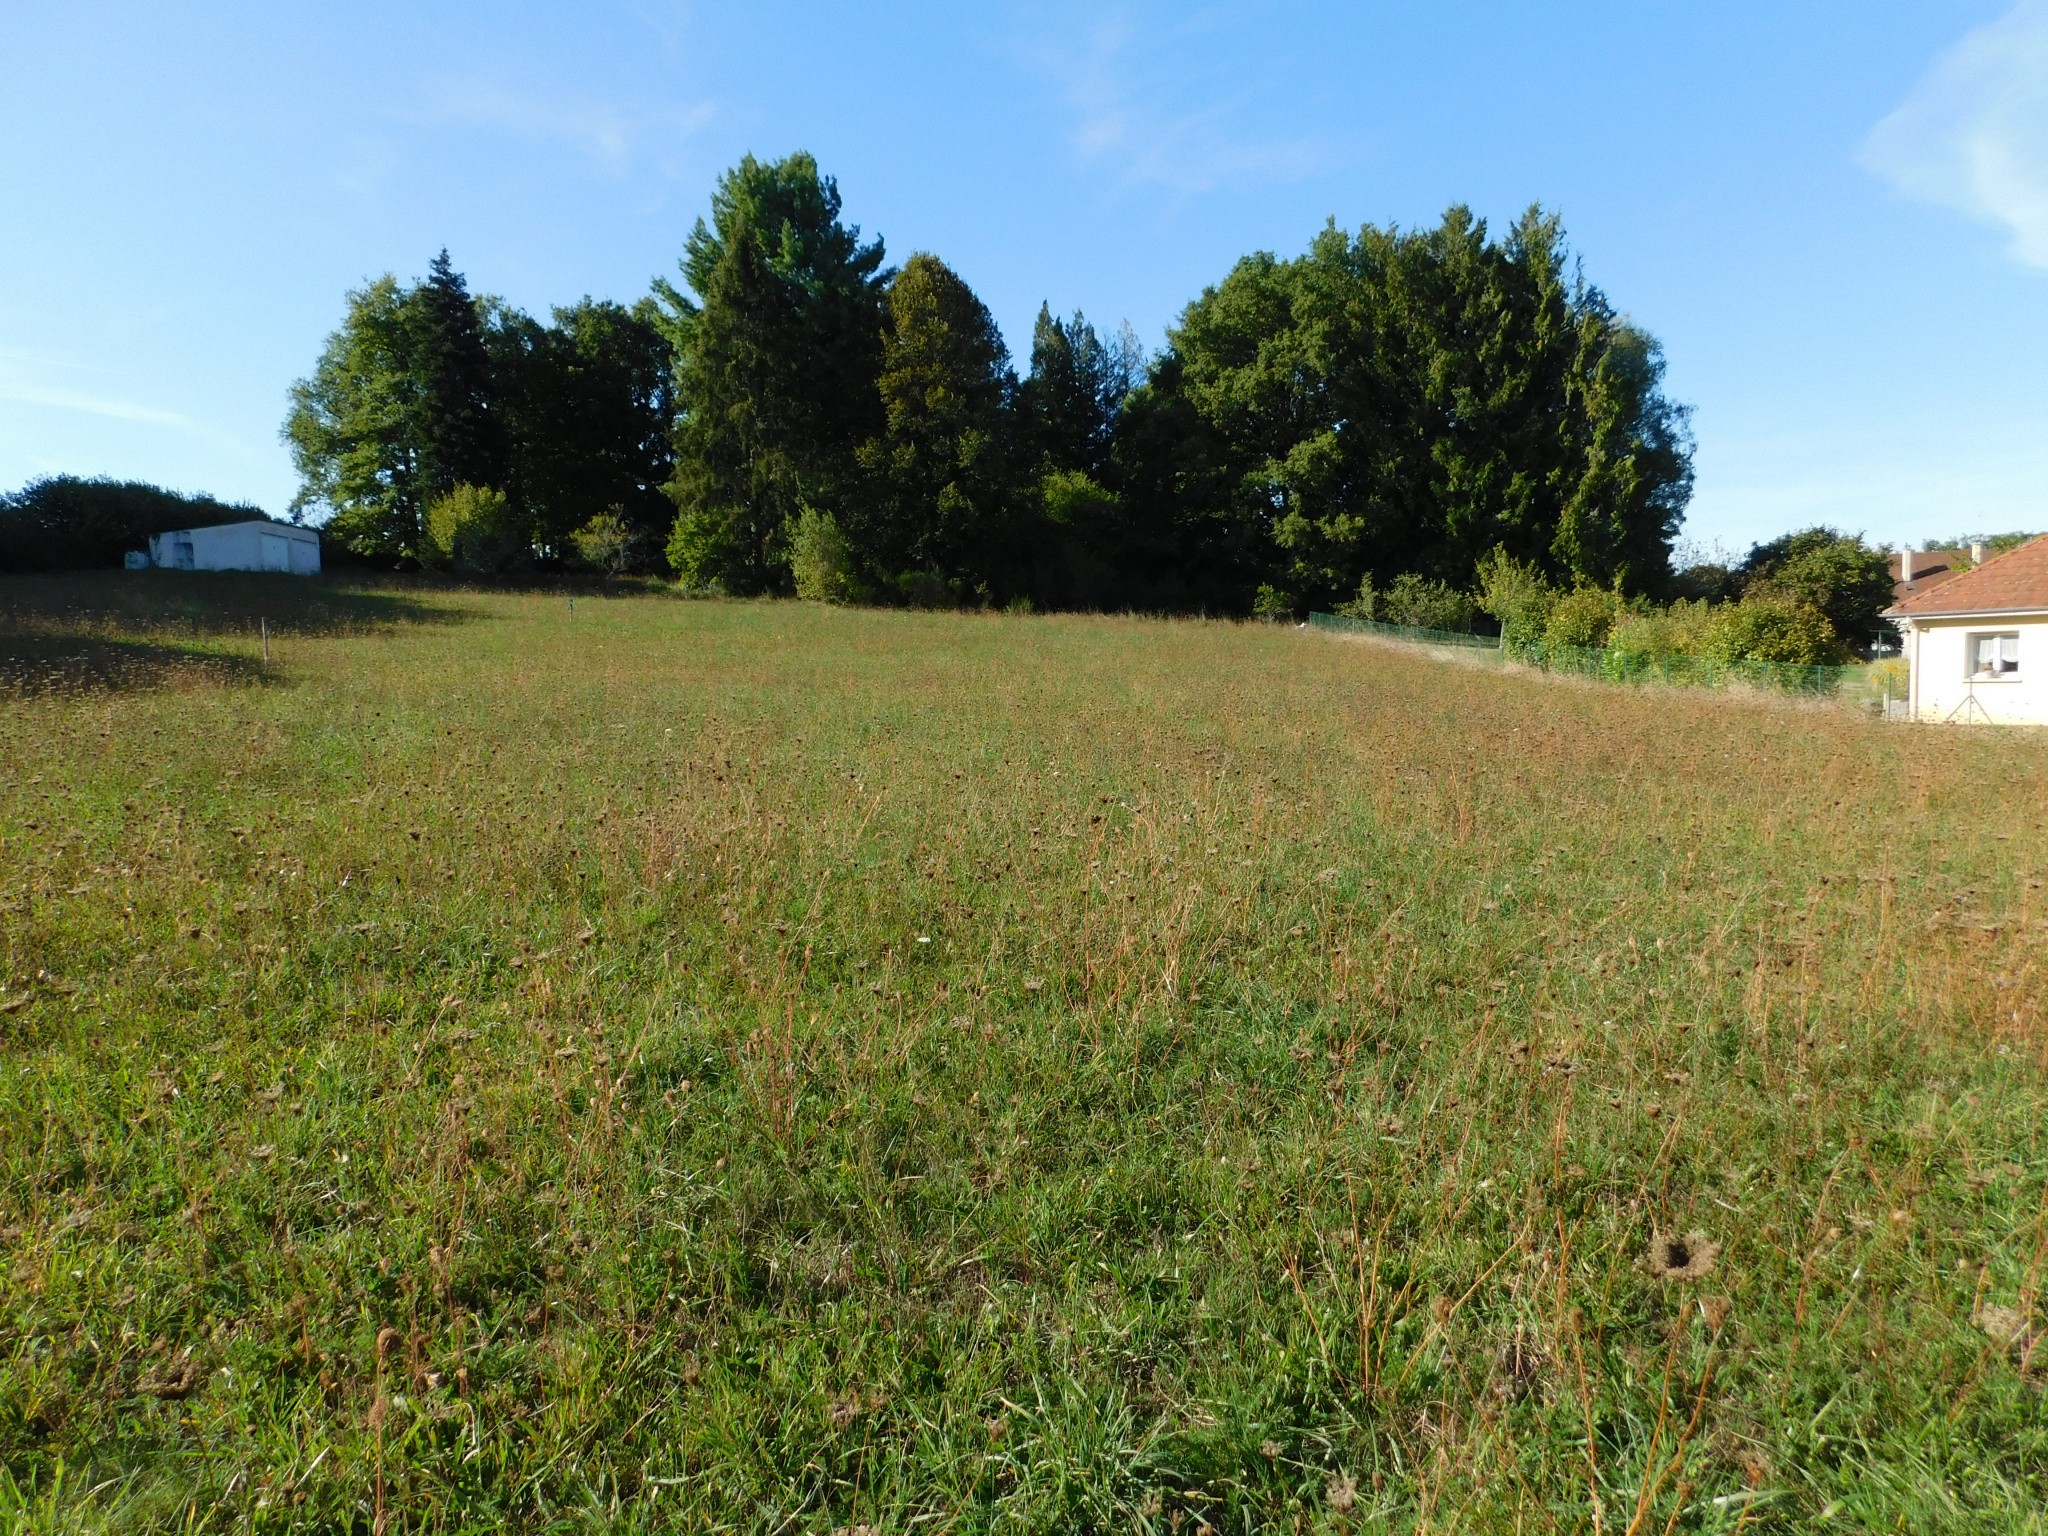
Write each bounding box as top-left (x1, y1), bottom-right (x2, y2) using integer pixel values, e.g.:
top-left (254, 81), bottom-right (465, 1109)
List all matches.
top-left (0, 476), bottom-right (270, 573)
top-left (1339, 573), bottom-right (1477, 631)
top-left (1543, 585), bottom-right (1626, 651)
top-left (1608, 599), bottom-right (1715, 664)
top-left (1332, 576), bottom-right (1375, 620)
top-left (1473, 549), bottom-right (1557, 654)
top-left (788, 507), bottom-right (861, 603)
top-left (1253, 585), bottom-right (1298, 621)
top-left (571, 509), bottom-right (640, 577)
top-left (1737, 529), bottom-right (1891, 651)
top-left (424, 485), bottom-right (527, 575)
top-left (1040, 470), bottom-right (1120, 530)
top-left (1865, 656), bottom-right (1909, 702)
top-left (1704, 591), bottom-right (1846, 666)
top-left (896, 569), bottom-right (955, 609)
top-left (1386, 575), bottom-right (1476, 632)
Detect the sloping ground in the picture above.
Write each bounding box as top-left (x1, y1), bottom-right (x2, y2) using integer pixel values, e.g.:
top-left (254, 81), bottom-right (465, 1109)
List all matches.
top-left (3, 581), bottom-right (2047, 1532)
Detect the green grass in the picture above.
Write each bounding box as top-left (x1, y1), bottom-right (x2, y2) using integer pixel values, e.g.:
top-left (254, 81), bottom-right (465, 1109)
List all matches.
top-left (4, 572), bottom-right (2047, 1533)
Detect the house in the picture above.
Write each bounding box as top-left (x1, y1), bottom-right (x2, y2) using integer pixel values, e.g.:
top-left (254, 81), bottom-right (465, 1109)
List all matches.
top-left (144, 520), bottom-right (320, 576)
top-left (1887, 535), bottom-right (2048, 724)
top-left (1889, 545), bottom-right (1973, 607)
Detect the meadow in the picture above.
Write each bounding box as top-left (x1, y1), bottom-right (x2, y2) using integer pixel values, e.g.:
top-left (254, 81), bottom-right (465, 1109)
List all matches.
top-left (3, 574), bottom-right (2046, 1533)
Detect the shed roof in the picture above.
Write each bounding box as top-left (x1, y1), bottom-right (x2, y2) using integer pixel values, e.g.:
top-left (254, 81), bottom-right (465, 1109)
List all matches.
top-left (1888, 534), bottom-right (2048, 619)
top-left (206, 519), bottom-right (315, 536)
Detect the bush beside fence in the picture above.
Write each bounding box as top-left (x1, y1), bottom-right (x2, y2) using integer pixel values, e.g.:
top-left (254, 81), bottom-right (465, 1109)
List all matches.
top-left (1309, 611), bottom-right (1905, 711)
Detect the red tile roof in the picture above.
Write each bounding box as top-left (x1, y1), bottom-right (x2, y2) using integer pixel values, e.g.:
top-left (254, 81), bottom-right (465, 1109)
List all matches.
top-left (1889, 535), bottom-right (2048, 618)
top-left (1888, 548), bottom-right (1968, 606)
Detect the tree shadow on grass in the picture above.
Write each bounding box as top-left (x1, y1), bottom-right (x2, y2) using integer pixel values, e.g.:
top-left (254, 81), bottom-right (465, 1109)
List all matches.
top-left (0, 570), bottom-right (471, 640)
top-left (0, 632), bottom-right (269, 699)
top-left (0, 571), bottom-right (475, 699)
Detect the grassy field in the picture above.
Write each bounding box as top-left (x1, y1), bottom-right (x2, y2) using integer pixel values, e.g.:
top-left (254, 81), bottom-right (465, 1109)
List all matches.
top-left (3, 573), bottom-right (2047, 1533)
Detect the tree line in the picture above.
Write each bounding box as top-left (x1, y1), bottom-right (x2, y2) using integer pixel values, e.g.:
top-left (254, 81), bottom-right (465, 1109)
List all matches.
top-left (282, 151), bottom-right (1696, 615)
top-left (0, 479), bottom-right (268, 574)
top-left (283, 253), bottom-right (674, 571)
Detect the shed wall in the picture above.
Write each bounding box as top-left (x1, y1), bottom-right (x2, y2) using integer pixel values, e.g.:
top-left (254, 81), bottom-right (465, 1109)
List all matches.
top-left (147, 522), bottom-right (320, 575)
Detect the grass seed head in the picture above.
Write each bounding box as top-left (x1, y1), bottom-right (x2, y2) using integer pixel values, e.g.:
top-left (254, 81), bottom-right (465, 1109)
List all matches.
top-left (1325, 1469), bottom-right (1359, 1511)
top-left (1975, 1303), bottom-right (2034, 1351)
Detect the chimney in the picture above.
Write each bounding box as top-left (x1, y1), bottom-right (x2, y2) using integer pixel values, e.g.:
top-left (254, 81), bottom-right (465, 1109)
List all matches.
top-left (1972, 540), bottom-right (1988, 567)
top-left (1901, 547), bottom-right (1915, 583)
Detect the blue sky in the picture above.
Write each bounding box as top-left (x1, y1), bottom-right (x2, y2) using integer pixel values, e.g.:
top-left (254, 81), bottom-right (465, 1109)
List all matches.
top-left (2, 1), bottom-right (2044, 553)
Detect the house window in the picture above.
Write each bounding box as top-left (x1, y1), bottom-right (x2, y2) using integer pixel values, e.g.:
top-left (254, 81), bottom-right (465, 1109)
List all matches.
top-left (1968, 632), bottom-right (2019, 678)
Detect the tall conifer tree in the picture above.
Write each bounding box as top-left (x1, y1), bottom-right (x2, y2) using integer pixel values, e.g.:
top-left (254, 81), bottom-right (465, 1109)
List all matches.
top-left (853, 254), bottom-right (1015, 594)
top-left (1017, 306), bottom-right (1141, 481)
top-left (285, 252), bottom-right (506, 563)
top-left (409, 251), bottom-right (501, 502)
top-left (654, 153), bottom-right (888, 592)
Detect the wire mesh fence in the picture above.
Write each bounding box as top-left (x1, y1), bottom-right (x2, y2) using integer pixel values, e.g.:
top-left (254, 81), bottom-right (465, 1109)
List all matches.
top-left (1308, 611), bottom-right (1908, 714)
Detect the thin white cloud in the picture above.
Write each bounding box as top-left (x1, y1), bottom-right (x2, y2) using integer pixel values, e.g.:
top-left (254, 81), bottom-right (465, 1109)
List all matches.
top-left (402, 79), bottom-right (714, 177)
top-left (1028, 10), bottom-right (1331, 195)
top-left (0, 380), bottom-right (196, 430)
top-left (0, 377), bottom-right (253, 458)
top-left (1863, 2), bottom-right (2048, 266)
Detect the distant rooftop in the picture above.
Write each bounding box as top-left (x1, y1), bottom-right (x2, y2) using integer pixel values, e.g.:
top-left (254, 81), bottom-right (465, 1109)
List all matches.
top-left (1888, 536), bottom-right (2048, 619)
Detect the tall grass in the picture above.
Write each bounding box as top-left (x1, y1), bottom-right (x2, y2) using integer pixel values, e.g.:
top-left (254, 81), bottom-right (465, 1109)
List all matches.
top-left (3, 575), bottom-right (2047, 1532)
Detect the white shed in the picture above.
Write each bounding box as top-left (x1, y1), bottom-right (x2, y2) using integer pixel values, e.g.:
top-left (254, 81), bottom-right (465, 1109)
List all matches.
top-left (146, 520), bottom-right (321, 576)
top-left (1888, 534), bottom-right (2048, 724)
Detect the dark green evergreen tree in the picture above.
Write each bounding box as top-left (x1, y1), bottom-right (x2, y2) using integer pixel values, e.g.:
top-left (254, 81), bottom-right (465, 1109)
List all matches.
top-left (1151, 206), bottom-right (1692, 615)
top-left (1016, 306), bottom-right (1141, 481)
top-left (1099, 352), bottom-right (1261, 612)
top-left (491, 298), bottom-right (674, 566)
top-left (285, 252), bottom-right (509, 564)
top-left (410, 251), bottom-right (501, 501)
top-left (852, 254), bottom-right (1015, 598)
top-left (654, 152), bottom-right (889, 592)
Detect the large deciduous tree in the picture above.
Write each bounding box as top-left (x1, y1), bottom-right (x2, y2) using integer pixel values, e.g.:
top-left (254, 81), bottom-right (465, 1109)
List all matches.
top-left (283, 165), bottom-right (1698, 612)
top-left (284, 275), bottom-right (421, 560)
top-left (288, 257), bottom-right (675, 570)
top-left (491, 298), bottom-right (675, 566)
top-left (284, 252), bottom-right (505, 563)
top-left (655, 152), bottom-right (889, 592)
top-left (1147, 206), bottom-right (1692, 614)
top-left (1737, 528), bottom-right (1894, 651)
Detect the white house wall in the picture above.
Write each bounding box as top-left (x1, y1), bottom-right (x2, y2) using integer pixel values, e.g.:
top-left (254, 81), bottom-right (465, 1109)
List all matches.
top-left (1909, 617), bottom-right (2048, 724)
